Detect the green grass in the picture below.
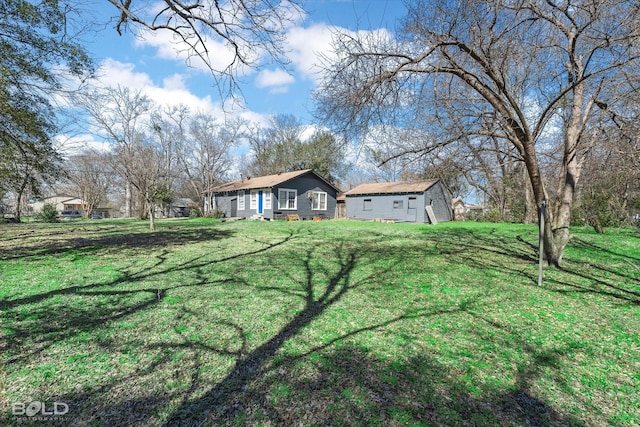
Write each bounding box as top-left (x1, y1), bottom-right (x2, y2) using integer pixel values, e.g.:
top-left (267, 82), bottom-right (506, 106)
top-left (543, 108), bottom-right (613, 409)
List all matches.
top-left (1, 218), bottom-right (639, 426)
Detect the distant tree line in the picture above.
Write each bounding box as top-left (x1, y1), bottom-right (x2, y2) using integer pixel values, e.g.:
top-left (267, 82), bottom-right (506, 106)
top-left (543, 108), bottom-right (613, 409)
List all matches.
top-left (59, 86), bottom-right (348, 230)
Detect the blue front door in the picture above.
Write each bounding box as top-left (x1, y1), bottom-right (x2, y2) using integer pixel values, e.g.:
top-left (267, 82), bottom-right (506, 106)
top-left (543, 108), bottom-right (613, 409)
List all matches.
top-left (258, 190), bottom-right (263, 214)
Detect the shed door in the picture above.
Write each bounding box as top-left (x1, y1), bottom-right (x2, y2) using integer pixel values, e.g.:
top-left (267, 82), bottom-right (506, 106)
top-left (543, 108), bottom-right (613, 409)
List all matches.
top-left (407, 197), bottom-right (418, 222)
top-left (230, 198), bottom-right (237, 217)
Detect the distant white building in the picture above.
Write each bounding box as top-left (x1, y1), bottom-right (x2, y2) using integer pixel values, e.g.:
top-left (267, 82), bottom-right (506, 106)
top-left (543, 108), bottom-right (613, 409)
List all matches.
top-left (30, 195), bottom-right (86, 214)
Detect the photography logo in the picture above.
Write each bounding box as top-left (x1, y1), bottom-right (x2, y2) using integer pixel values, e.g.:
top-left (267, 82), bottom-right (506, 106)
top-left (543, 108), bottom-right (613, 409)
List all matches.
top-left (12, 401), bottom-right (69, 421)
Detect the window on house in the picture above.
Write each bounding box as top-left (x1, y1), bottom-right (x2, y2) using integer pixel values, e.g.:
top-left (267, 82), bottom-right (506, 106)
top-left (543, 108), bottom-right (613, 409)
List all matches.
top-left (408, 197), bottom-right (417, 209)
top-left (250, 190), bottom-right (258, 210)
top-left (363, 199), bottom-right (372, 210)
top-left (238, 190), bottom-right (245, 210)
top-left (311, 191), bottom-right (327, 210)
top-left (278, 189), bottom-right (297, 210)
top-left (264, 191), bottom-right (272, 210)
top-left (393, 200), bottom-right (403, 209)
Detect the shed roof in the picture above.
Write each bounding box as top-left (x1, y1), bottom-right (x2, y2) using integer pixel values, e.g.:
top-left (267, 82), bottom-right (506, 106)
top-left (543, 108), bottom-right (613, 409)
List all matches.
top-left (344, 180), bottom-right (440, 196)
top-left (209, 169), bottom-right (339, 193)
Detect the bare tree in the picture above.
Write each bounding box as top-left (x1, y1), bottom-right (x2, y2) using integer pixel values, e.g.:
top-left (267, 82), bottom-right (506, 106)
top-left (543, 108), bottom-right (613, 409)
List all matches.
top-left (243, 123), bottom-right (277, 177)
top-left (74, 86), bottom-right (154, 217)
top-left (176, 112), bottom-right (240, 210)
top-left (105, 0), bottom-right (303, 100)
top-left (63, 151), bottom-right (114, 217)
top-left (316, 0), bottom-right (640, 266)
top-left (114, 142), bottom-right (171, 230)
top-left (149, 108), bottom-right (184, 215)
top-left (576, 95), bottom-right (640, 229)
top-left (0, 140), bottom-right (62, 220)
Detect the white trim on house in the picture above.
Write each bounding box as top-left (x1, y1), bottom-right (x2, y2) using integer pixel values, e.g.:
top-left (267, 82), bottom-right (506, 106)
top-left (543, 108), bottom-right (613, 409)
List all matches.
top-left (311, 191), bottom-right (327, 210)
top-left (250, 190), bottom-right (258, 210)
top-left (278, 188), bottom-right (297, 210)
top-left (264, 191), bottom-right (272, 210)
top-left (238, 190), bottom-right (245, 210)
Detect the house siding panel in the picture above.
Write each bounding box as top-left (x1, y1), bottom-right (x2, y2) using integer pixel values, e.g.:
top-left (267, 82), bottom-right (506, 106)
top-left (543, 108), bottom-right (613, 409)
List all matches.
top-left (273, 175), bottom-right (337, 220)
top-left (345, 181), bottom-right (451, 223)
top-left (424, 182), bottom-right (453, 222)
top-left (346, 193), bottom-right (426, 222)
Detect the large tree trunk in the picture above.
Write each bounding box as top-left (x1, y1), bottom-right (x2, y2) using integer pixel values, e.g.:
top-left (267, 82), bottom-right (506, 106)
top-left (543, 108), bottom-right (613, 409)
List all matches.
top-left (125, 181), bottom-right (133, 218)
top-left (523, 168), bottom-right (535, 224)
top-left (13, 178), bottom-right (29, 222)
top-left (544, 162), bottom-right (582, 267)
top-left (542, 81), bottom-right (588, 267)
top-left (543, 221), bottom-right (570, 267)
top-left (148, 201), bottom-right (156, 231)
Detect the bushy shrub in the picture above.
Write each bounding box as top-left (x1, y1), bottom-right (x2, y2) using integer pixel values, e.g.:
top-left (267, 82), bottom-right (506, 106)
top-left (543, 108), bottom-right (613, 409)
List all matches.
top-left (585, 194), bottom-right (622, 228)
top-left (570, 206), bottom-right (587, 226)
top-left (480, 209), bottom-right (503, 223)
top-left (37, 204), bottom-right (59, 223)
top-left (189, 207), bottom-right (201, 218)
top-left (206, 208), bottom-right (224, 219)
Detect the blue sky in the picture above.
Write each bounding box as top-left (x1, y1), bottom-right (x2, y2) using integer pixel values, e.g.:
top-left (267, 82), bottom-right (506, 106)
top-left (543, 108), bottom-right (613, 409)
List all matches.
top-left (79, 0), bottom-right (407, 127)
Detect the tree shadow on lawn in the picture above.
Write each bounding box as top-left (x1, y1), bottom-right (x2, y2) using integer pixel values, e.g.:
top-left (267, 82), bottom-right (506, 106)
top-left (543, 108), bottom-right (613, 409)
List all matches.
top-left (13, 238), bottom-right (585, 426)
top-left (425, 227), bottom-right (640, 306)
top-left (0, 223), bottom-right (234, 261)
top-left (1, 224), bottom-right (628, 426)
top-left (53, 346), bottom-right (585, 427)
top-left (1, 229), bottom-right (297, 366)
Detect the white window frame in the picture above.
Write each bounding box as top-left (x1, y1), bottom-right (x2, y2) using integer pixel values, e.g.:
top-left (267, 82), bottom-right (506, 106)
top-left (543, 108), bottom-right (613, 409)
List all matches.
top-left (278, 189), bottom-right (297, 210)
top-left (238, 190), bottom-right (245, 210)
top-left (311, 191), bottom-right (327, 210)
top-left (250, 190), bottom-right (258, 210)
top-left (264, 191), bottom-right (272, 210)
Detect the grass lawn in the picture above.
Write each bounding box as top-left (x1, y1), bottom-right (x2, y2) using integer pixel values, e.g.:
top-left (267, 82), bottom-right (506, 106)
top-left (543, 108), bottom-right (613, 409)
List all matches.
top-left (1, 218), bottom-right (638, 426)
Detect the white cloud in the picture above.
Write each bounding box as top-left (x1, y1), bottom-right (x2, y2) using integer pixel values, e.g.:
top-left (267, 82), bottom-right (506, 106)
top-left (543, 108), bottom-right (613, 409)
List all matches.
top-left (162, 74), bottom-right (188, 91)
top-left (255, 69), bottom-right (295, 90)
top-left (133, 27), bottom-right (243, 75)
top-left (94, 58), bottom-right (155, 90)
top-left (285, 24), bottom-right (394, 85)
top-left (94, 58), bottom-right (222, 114)
top-left (54, 133), bottom-right (112, 158)
top-left (285, 23), bottom-right (337, 83)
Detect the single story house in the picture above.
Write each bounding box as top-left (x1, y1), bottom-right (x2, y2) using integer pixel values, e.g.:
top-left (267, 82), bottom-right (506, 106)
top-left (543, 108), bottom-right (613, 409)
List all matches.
top-left (30, 195), bottom-right (116, 218)
top-left (205, 169), bottom-right (341, 220)
top-left (30, 195), bottom-right (86, 215)
top-left (344, 179), bottom-right (452, 223)
top-left (170, 198), bottom-right (196, 217)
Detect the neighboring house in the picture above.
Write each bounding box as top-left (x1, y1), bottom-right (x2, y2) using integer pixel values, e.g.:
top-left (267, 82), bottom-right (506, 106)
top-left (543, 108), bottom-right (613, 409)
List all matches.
top-left (170, 198), bottom-right (196, 217)
top-left (452, 197), bottom-right (466, 221)
top-left (205, 169), bottom-right (341, 220)
top-left (465, 203), bottom-right (486, 219)
top-left (344, 179), bottom-right (452, 223)
top-left (451, 198), bottom-right (487, 221)
top-left (30, 195), bottom-right (86, 215)
top-left (30, 195), bottom-right (115, 218)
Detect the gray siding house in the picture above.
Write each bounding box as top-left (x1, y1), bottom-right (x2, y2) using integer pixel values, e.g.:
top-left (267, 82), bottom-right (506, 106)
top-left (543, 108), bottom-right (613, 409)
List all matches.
top-left (205, 169), bottom-right (340, 220)
top-left (344, 180), bottom-right (452, 223)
